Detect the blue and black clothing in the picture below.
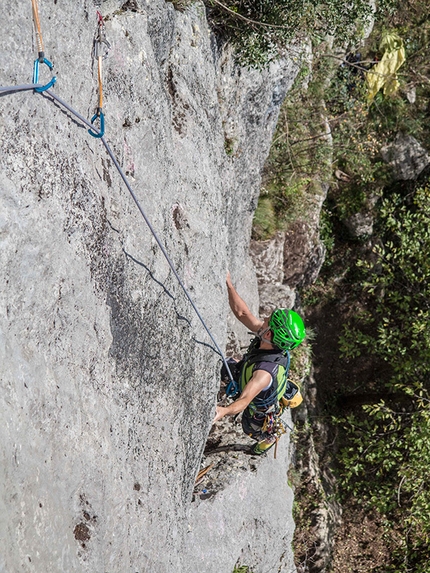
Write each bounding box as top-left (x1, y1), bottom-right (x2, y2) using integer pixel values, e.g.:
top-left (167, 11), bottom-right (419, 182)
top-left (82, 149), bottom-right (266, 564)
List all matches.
top-left (239, 348), bottom-right (287, 441)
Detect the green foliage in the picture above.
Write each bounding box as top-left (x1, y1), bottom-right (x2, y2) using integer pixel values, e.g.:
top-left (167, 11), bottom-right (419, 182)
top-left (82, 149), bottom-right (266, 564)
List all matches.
top-left (337, 400), bottom-right (430, 571)
top-left (319, 206), bottom-right (335, 256)
top-left (224, 136), bottom-right (236, 156)
top-left (252, 56), bottom-right (334, 239)
top-left (205, 0), bottom-right (394, 68)
top-left (323, 14), bottom-right (429, 219)
top-left (233, 566), bottom-right (252, 573)
top-left (340, 186), bottom-right (430, 367)
top-left (336, 185), bottom-right (430, 571)
top-left (326, 71), bottom-right (391, 219)
top-left (252, 194), bottom-right (277, 240)
top-left (295, 2), bottom-right (430, 570)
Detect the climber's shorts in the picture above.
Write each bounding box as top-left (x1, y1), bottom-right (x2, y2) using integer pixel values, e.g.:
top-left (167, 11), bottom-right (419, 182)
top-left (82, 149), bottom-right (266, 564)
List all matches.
top-left (242, 408), bottom-right (278, 455)
top-left (242, 409), bottom-right (269, 441)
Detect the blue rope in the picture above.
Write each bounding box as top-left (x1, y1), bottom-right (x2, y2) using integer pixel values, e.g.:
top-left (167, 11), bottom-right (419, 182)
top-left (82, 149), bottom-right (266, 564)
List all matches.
top-left (0, 83), bottom-right (235, 385)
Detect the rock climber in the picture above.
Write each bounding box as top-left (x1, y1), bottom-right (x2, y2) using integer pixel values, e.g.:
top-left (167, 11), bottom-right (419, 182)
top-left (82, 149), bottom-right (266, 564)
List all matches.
top-left (213, 272), bottom-right (306, 455)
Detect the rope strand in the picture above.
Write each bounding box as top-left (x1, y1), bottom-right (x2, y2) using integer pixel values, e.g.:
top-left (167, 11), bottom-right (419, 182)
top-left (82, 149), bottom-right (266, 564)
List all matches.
top-left (0, 82), bottom-right (235, 383)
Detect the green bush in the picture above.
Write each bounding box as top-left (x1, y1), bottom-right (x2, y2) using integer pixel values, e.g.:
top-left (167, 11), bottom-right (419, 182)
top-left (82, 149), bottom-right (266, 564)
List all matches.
top-left (294, 3), bottom-right (430, 570)
top-left (336, 184), bottom-right (430, 572)
top-left (252, 57), bottom-right (333, 239)
top-left (205, 0), bottom-right (393, 68)
top-left (339, 186), bottom-right (430, 366)
top-left (252, 195), bottom-right (277, 240)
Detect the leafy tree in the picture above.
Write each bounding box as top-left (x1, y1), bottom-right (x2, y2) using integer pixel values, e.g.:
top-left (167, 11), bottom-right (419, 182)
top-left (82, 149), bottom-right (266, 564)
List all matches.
top-left (337, 185), bottom-right (430, 572)
top-left (204, 0), bottom-right (392, 67)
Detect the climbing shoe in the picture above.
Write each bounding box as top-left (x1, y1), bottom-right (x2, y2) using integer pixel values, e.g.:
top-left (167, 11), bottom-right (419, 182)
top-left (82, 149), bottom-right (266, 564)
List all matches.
top-left (251, 437), bottom-right (277, 456)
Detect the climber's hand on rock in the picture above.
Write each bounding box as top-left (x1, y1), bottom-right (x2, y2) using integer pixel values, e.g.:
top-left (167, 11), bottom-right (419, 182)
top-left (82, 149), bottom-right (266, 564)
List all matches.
top-left (213, 405), bottom-right (226, 423)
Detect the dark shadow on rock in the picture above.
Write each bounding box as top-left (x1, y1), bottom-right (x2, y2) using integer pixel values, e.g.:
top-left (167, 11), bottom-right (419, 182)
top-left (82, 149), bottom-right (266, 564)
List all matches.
top-left (204, 443), bottom-right (254, 455)
top-left (41, 92), bottom-right (88, 131)
top-left (123, 248), bottom-right (221, 357)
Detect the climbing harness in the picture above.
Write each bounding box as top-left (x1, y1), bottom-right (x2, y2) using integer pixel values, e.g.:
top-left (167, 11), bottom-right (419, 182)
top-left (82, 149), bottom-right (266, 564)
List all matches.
top-left (260, 413), bottom-right (288, 459)
top-left (240, 346), bottom-right (291, 410)
top-left (225, 337), bottom-right (297, 458)
top-left (30, 0), bottom-right (56, 92)
top-left (88, 11), bottom-right (110, 138)
top-left (0, 3), bottom-right (237, 388)
top-left (262, 412), bottom-right (289, 438)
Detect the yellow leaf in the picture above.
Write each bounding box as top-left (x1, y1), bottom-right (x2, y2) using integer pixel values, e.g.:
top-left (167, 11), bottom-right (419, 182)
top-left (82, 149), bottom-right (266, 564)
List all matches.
top-left (366, 31), bottom-right (406, 103)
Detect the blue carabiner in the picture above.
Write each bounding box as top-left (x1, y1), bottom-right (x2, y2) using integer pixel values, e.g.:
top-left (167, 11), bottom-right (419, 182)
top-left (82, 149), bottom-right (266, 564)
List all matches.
top-left (88, 110), bottom-right (105, 138)
top-left (34, 76), bottom-right (57, 93)
top-left (33, 55), bottom-right (56, 92)
top-left (226, 379), bottom-right (239, 398)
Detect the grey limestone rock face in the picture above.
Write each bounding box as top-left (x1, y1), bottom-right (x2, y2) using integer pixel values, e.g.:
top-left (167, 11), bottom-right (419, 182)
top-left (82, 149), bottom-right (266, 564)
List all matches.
top-left (343, 211), bottom-right (374, 238)
top-left (380, 133), bottom-right (430, 181)
top-left (342, 191), bottom-right (379, 239)
top-left (0, 1), bottom-right (301, 572)
top-left (250, 233), bottom-right (296, 317)
top-left (187, 425), bottom-right (297, 573)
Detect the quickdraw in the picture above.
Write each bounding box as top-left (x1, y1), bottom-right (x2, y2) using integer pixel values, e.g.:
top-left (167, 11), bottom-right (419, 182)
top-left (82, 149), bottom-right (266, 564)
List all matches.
top-left (88, 10), bottom-right (110, 138)
top-left (31, 0), bottom-right (56, 92)
top-left (262, 412), bottom-right (287, 438)
top-left (1, 3), bottom-right (239, 390)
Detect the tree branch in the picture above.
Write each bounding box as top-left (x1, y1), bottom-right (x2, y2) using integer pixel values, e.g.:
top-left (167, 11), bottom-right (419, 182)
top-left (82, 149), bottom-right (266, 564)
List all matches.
top-left (207, 0), bottom-right (289, 30)
top-left (320, 54), bottom-right (390, 78)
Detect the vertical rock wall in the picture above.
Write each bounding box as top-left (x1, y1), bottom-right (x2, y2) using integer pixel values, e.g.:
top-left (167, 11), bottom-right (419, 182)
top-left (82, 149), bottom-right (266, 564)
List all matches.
top-left (0, 1), bottom-right (301, 571)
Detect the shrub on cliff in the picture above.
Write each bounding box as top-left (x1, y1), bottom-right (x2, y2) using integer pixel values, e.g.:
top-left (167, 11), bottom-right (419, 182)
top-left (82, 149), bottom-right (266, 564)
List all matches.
top-left (204, 0), bottom-right (396, 67)
top-left (337, 183), bottom-right (430, 572)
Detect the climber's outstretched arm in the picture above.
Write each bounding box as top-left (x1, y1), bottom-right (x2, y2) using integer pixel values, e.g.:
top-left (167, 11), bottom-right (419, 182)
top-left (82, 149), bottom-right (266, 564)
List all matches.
top-left (226, 272), bottom-right (263, 333)
top-left (213, 369), bottom-right (271, 423)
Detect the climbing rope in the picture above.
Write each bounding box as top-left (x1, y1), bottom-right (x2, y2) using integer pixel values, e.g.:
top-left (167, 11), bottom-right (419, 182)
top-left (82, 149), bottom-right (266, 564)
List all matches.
top-left (0, 82), bottom-right (236, 385)
top-left (30, 0), bottom-right (56, 91)
top-left (1, 2), bottom-right (236, 385)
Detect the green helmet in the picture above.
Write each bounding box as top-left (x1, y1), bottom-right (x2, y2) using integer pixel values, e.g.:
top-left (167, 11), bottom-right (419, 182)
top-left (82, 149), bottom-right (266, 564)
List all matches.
top-left (269, 309), bottom-right (306, 351)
